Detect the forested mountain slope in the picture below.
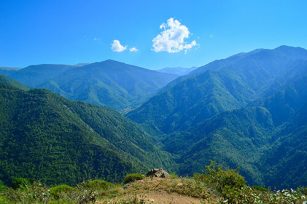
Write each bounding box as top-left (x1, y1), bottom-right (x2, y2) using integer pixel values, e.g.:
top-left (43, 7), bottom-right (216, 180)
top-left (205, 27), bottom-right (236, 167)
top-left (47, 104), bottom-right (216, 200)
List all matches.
top-left (128, 46), bottom-right (307, 188)
top-left (128, 46), bottom-right (307, 134)
top-left (0, 76), bottom-right (174, 185)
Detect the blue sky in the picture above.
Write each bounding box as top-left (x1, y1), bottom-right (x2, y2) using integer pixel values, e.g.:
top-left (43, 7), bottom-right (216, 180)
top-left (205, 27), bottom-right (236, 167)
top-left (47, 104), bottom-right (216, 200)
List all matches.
top-left (1, 0), bottom-right (307, 69)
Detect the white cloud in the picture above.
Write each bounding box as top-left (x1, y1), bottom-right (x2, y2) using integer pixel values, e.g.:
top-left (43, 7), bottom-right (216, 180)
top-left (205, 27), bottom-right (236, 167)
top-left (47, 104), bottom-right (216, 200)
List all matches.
top-left (111, 40), bottom-right (127, 52)
top-left (129, 47), bottom-right (138, 52)
top-left (152, 18), bottom-right (197, 53)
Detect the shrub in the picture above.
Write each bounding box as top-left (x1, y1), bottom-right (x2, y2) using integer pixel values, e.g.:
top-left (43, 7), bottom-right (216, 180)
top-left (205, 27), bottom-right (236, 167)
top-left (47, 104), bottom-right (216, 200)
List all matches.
top-left (49, 184), bottom-right (75, 199)
top-left (298, 187), bottom-right (307, 195)
top-left (195, 161), bottom-right (246, 203)
top-left (205, 161), bottom-right (246, 189)
top-left (4, 182), bottom-right (49, 203)
top-left (80, 179), bottom-right (114, 191)
top-left (169, 172), bottom-right (178, 179)
top-left (0, 195), bottom-right (9, 204)
top-left (252, 185), bottom-right (268, 192)
top-left (0, 180), bottom-right (7, 192)
top-left (123, 173), bottom-right (145, 184)
top-left (11, 177), bottom-right (33, 189)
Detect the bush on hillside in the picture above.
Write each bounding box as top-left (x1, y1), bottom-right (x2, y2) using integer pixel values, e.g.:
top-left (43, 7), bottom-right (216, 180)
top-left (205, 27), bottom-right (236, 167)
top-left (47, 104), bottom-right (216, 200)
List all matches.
top-left (0, 180), bottom-right (7, 192)
top-left (4, 182), bottom-right (49, 203)
top-left (252, 185), bottom-right (268, 192)
top-left (123, 173), bottom-right (145, 184)
top-left (80, 179), bottom-right (114, 191)
top-left (49, 184), bottom-right (75, 199)
top-left (11, 177), bottom-right (33, 189)
top-left (298, 187), bottom-right (307, 195)
top-left (195, 161), bottom-right (246, 203)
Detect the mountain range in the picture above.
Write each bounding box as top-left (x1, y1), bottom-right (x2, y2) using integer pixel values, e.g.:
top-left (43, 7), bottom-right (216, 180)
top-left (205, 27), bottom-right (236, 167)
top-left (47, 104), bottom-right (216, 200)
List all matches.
top-left (1, 60), bottom-right (176, 112)
top-left (128, 46), bottom-right (307, 188)
top-left (0, 46), bottom-right (306, 188)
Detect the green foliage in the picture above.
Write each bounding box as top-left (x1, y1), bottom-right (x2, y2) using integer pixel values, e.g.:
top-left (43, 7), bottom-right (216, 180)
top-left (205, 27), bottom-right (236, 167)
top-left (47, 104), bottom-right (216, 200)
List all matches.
top-left (123, 174), bottom-right (145, 184)
top-left (0, 75), bottom-right (28, 90)
top-left (195, 162), bottom-right (246, 203)
top-left (49, 184), bottom-right (75, 199)
top-left (80, 179), bottom-right (114, 191)
top-left (4, 182), bottom-right (50, 203)
top-left (298, 187), bottom-right (307, 195)
top-left (194, 162), bottom-right (307, 203)
top-left (0, 175), bottom-right (306, 204)
top-left (11, 177), bottom-right (33, 189)
top-left (203, 161), bottom-right (246, 190)
top-left (169, 172), bottom-right (178, 179)
top-left (0, 195), bottom-right (9, 204)
top-left (252, 185), bottom-right (268, 192)
top-left (0, 180), bottom-right (7, 192)
top-left (0, 76), bottom-right (174, 185)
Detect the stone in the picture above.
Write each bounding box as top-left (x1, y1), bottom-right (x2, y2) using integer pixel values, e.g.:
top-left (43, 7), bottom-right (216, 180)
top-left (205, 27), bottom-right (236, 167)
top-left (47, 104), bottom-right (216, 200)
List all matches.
top-left (146, 168), bottom-right (170, 178)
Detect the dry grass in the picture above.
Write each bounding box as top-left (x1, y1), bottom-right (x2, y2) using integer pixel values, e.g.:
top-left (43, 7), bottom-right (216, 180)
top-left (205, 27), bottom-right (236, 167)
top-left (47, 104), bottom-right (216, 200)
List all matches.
top-left (97, 177), bottom-right (221, 204)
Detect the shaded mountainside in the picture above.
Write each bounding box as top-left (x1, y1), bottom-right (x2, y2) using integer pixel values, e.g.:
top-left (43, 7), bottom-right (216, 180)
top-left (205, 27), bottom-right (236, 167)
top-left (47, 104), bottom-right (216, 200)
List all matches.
top-left (260, 105), bottom-right (307, 188)
top-left (0, 76), bottom-right (174, 185)
top-left (171, 62), bottom-right (307, 187)
top-left (128, 46), bottom-right (307, 188)
top-left (128, 46), bottom-right (307, 134)
top-left (3, 60), bottom-right (177, 111)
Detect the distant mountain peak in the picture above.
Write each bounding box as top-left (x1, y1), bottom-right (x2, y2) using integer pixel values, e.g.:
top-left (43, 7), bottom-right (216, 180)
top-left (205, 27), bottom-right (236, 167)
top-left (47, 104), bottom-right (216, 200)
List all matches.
top-left (274, 45), bottom-right (305, 50)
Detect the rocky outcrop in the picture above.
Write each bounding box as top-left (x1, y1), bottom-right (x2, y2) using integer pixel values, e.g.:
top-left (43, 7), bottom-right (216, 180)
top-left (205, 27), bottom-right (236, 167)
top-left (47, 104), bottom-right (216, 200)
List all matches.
top-left (146, 168), bottom-right (169, 178)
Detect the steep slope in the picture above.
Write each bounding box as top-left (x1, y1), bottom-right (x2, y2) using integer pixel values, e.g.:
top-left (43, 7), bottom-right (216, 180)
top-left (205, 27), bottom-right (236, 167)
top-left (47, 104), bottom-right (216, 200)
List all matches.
top-left (163, 62), bottom-right (307, 187)
top-left (259, 67), bottom-right (307, 188)
top-left (260, 104), bottom-right (307, 188)
top-left (0, 75), bottom-right (28, 90)
top-left (128, 46), bottom-right (307, 188)
top-left (128, 46), bottom-right (307, 134)
top-left (164, 106), bottom-right (274, 185)
top-left (0, 76), bottom-right (174, 185)
top-left (6, 60), bottom-right (177, 111)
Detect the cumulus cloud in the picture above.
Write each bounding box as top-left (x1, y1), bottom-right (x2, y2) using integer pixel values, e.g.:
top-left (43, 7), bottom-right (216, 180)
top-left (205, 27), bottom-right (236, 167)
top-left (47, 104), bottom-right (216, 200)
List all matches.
top-left (111, 40), bottom-right (127, 52)
top-left (129, 47), bottom-right (138, 52)
top-left (152, 18), bottom-right (197, 53)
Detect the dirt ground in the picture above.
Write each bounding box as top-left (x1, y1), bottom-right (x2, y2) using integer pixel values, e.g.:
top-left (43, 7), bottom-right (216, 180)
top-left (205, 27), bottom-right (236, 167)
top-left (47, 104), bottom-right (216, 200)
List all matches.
top-left (97, 177), bottom-right (219, 204)
top-left (137, 191), bottom-right (202, 204)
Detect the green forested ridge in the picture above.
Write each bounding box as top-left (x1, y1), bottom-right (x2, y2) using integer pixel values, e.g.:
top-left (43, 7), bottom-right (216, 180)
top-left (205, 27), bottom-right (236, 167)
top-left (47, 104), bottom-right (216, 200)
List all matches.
top-left (0, 75), bottom-right (28, 91)
top-left (128, 46), bottom-right (307, 133)
top-left (2, 60), bottom-right (177, 111)
top-left (0, 46), bottom-right (306, 189)
top-left (128, 46), bottom-right (307, 188)
top-left (0, 76), bottom-right (174, 185)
